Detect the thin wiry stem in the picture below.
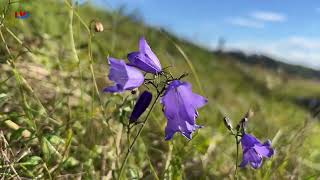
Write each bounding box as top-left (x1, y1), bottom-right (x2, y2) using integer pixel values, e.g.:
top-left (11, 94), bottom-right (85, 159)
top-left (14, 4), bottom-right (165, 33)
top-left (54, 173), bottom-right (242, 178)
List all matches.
top-left (68, 1), bottom-right (84, 110)
top-left (65, 0), bottom-right (113, 127)
top-left (64, 0), bottom-right (90, 33)
top-left (88, 24), bottom-right (110, 121)
top-left (234, 134), bottom-right (239, 179)
top-left (64, 2), bottom-right (120, 174)
top-left (0, 29), bottom-right (37, 129)
top-left (118, 90), bottom-right (163, 179)
top-left (313, 109), bottom-right (320, 118)
top-left (5, 27), bottom-right (32, 53)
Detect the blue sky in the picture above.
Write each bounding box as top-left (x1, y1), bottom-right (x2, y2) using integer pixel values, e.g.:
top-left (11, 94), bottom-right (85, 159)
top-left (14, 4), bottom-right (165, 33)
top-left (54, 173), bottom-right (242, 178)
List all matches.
top-left (92, 0), bottom-right (320, 69)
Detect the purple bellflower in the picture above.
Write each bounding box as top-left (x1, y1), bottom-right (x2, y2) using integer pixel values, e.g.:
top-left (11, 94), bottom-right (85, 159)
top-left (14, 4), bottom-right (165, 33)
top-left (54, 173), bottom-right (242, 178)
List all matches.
top-left (103, 57), bottom-right (144, 93)
top-left (130, 91), bottom-right (153, 123)
top-left (127, 37), bottom-right (162, 74)
top-left (161, 80), bottom-right (208, 140)
top-left (240, 133), bottom-right (274, 169)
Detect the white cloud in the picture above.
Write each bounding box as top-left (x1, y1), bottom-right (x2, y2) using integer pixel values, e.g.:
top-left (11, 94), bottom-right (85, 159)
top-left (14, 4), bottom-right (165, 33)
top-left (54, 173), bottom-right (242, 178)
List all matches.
top-left (226, 11), bottom-right (287, 29)
top-left (227, 17), bottom-right (264, 28)
top-left (287, 37), bottom-right (320, 49)
top-left (222, 37), bottom-right (320, 69)
top-left (251, 11), bottom-right (287, 22)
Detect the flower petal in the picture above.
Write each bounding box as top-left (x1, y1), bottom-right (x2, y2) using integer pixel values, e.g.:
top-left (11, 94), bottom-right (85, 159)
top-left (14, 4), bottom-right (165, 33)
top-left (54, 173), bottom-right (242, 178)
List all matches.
top-left (127, 52), bottom-right (159, 73)
top-left (182, 131), bottom-right (192, 140)
top-left (164, 129), bottom-right (175, 141)
top-left (254, 140), bottom-right (274, 158)
top-left (251, 160), bottom-right (263, 169)
top-left (123, 64), bottom-right (145, 90)
top-left (161, 80), bottom-right (207, 140)
top-left (241, 134), bottom-right (261, 150)
top-left (183, 82), bottom-right (208, 108)
top-left (139, 37), bottom-right (162, 71)
top-left (103, 84), bottom-right (123, 93)
top-left (239, 159), bottom-right (249, 168)
top-left (243, 148), bottom-right (263, 169)
top-left (240, 133), bottom-right (274, 169)
top-left (104, 57), bottom-right (144, 93)
top-left (127, 37), bottom-right (162, 74)
top-left (108, 57), bottom-right (128, 86)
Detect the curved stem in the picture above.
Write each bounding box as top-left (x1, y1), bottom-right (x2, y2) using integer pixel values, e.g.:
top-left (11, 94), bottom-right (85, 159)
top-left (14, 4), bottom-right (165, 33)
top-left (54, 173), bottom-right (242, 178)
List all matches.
top-left (118, 92), bottom-right (162, 179)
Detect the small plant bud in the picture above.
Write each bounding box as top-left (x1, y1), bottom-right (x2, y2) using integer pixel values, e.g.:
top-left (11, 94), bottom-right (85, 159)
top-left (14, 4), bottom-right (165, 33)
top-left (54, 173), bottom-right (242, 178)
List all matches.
top-left (94, 21), bottom-right (104, 32)
top-left (223, 117), bottom-right (233, 131)
top-left (245, 109), bottom-right (254, 118)
top-left (131, 88), bottom-right (138, 95)
top-left (131, 90), bottom-right (137, 95)
top-left (238, 117), bottom-right (248, 133)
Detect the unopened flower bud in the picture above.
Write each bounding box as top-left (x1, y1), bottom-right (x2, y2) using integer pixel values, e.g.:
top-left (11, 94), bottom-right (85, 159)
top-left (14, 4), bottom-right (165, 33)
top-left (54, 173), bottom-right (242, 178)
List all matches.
top-left (94, 21), bottom-right (104, 32)
top-left (130, 91), bottom-right (153, 123)
top-left (131, 89), bottom-right (138, 95)
top-left (223, 117), bottom-right (233, 131)
top-left (239, 117), bottom-right (248, 133)
top-left (245, 109), bottom-right (254, 118)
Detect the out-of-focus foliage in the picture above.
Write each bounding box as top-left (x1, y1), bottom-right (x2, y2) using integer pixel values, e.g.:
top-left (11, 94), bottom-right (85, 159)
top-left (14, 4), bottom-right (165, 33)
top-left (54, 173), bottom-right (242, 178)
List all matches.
top-left (0, 0), bottom-right (320, 179)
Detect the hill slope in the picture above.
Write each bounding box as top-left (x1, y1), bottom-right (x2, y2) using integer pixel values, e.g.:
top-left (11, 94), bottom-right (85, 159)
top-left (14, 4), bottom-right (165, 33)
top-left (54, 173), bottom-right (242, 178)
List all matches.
top-left (214, 50), bottom-right (320, 80)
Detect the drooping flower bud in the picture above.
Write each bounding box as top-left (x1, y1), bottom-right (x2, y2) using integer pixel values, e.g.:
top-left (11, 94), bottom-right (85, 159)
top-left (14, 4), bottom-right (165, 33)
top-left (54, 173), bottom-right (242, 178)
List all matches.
top-left (94, 21), bottom-right (104, 32)
top-left (130, 91), bottom-right (153, 123)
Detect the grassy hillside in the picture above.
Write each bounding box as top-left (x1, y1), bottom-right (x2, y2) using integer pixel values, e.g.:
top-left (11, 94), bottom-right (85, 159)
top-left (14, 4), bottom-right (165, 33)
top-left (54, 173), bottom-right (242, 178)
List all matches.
top-left (1, 0), bottom-right (320, 179)
top-left (215, 50), bottom-right (320, 81)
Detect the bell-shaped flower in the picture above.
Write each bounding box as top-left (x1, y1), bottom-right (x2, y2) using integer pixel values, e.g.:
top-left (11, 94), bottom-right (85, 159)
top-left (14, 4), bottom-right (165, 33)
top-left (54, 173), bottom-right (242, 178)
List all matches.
top-left (127, 37), bottom-right (162, 74)
top-left (130, 91), bottom-right (153, 123)
top-left (103, 57), bottom-right (144, 93)
top-left (240, 133), bottom-right (275, 169)
top-left (161, 80), bottom-right (208, 140)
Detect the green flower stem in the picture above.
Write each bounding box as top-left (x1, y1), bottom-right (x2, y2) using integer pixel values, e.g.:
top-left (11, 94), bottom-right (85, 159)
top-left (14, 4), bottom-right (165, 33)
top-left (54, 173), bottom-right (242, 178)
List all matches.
top-left (118, 91), bottom-right (162, 179)
top-left (234, 134), bottom-right (240, 179)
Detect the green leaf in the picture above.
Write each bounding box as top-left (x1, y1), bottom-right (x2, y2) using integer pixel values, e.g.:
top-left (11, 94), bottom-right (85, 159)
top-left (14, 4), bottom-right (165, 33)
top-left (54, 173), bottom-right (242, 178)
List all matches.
top-left (10, 128), bottom-right (26, 141)
top-left (123, 106), bottom-right (132, 112)
top-left (63, 157), bottom-right (79, 168)
top-left (0, 93), bottom-right (7, 99)
top-left (21, 156), bottom-right (42, 166)
top-left (41, 137), bottom-right (62, 162)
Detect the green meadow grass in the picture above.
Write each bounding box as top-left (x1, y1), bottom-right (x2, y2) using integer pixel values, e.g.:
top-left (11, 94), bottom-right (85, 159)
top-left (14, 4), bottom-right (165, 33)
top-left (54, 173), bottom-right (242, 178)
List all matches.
top-left (0, 0), bottom-right (320, 179)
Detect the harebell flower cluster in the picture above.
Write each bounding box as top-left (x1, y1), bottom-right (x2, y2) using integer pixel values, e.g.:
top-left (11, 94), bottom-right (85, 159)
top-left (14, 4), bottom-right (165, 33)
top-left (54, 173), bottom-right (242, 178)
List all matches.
top-left (224, 110), bottom-right (275, 178)
top-left (103, 37), bottom-right (208, 178)
top-left (103, 36), bottom-right (274, 179)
